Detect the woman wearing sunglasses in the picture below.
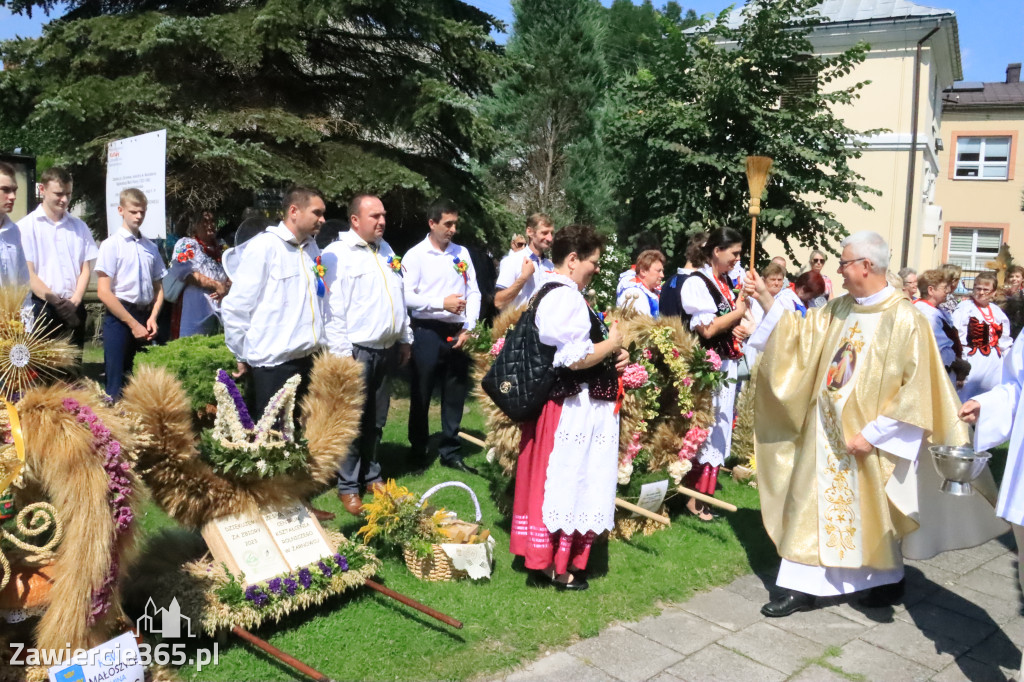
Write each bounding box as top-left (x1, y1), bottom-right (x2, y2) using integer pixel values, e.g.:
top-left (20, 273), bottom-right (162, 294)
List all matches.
top-left (806, 249), bottom-right (833, 308)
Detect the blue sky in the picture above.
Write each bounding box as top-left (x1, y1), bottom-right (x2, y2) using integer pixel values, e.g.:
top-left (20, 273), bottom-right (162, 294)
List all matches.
top-left (2, 0), bottom-right (1021, 82)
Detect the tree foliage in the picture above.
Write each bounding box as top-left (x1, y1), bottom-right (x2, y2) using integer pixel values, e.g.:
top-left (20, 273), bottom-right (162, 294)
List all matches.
top-left (609, 0), bottom-right (880, 261)
top-left (0, 0), bottom-right (503, 242)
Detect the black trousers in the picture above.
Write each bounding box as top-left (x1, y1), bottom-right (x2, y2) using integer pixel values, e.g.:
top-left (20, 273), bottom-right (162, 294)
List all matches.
top-left (31, 294), bottom-right (87, 349)
top-left (408, 319), bottom-right (470, 464)
top-left (250, 354), bottom-right (314, 420)
top-left (102, 301), bottom-right (151, 400)
top-left (337, 344), bottom-right (394, 494)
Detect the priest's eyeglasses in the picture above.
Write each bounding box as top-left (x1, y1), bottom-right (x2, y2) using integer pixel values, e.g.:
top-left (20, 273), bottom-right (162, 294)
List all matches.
top-left (837, 257), bottom-right (866, 270)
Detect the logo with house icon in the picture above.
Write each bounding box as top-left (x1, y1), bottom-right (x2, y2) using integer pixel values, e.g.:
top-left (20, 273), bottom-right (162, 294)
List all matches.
top-left (136, 597), bottom-right (195, 638)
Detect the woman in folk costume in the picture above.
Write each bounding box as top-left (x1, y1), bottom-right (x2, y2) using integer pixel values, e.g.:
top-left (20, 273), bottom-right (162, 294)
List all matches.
top-left (510, 224), bottom-right (630, 591)
top-left (616, 249), bottom-right (666, 317)
top-left (168, 210), bottom-right (230, 338)
top-left (679, 227), bottom-right (749, 521)
top-left (775, 271), bottom-right (826, 318)
top-left (912, 269), bottom-right (970, 390)
top-left (952, 271), bottom-right (1011, 402)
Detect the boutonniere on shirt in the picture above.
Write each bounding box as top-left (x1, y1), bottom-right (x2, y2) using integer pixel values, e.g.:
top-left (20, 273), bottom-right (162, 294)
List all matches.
top-left (453, 256), bottom-right (468, 283)
top-left (175, 244), bottom-right (196, 263)
top-left (311, 256), bottom-right (327, 297)
top-left (387, 255), bottom-right (403, 276)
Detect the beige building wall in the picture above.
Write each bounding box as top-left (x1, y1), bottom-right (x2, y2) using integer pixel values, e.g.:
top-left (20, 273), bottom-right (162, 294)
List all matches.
top-left (934, 110), bottom-right (1024, 278)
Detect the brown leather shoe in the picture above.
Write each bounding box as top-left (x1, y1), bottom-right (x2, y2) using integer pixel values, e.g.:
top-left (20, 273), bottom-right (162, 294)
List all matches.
top-left (367, 481), bottom-right (388, 497)
top-left (338, 492), bottom-right (363, 516)
top-left (309, 507), bottom-right (336, 522)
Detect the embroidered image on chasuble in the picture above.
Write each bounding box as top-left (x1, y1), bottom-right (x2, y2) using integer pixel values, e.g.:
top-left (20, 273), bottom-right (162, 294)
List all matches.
top-left (753, 290), bottom-right (1000, 571)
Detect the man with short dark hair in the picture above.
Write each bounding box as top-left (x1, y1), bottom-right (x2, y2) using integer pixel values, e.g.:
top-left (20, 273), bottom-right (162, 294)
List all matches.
top-left (322, 194), bottom-right (412, 515)
top-left (403, 200), bottom-right (481, 474)
top-left (0, 162), bottom-right (29, 290)
top-left (221, 186), bottom-right (327, 417)
top-left (18, 166), bottom-right (97, 347)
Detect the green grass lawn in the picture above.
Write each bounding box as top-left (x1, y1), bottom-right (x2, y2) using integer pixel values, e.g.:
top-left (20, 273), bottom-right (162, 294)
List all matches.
top-left (131, 394), bottom-right (777, 682)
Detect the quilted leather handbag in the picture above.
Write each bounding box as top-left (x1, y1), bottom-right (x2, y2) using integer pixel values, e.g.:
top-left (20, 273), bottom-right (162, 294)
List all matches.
top-left (482, 282), bottom-right (565, 422)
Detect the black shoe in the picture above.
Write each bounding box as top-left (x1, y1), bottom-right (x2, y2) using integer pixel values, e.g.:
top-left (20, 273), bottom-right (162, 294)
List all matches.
top-left (527, 570), bottom-right (555, 588)
top-left (441, 458), bottom-right (478, 475)
top-left (858, 578), bottom-right (905, 608)
top-left (761, 590), bottom-right (815, 617)
top-left (555, 574), bottom-right (589, 591)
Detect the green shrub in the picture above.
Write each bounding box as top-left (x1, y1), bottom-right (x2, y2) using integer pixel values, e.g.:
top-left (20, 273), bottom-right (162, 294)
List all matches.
top-left (136, 334), bottom-right (241, 411)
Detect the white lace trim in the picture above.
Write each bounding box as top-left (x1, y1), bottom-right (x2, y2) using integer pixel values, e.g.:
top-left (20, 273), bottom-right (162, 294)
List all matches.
top-left (553, 340), bottom-right (594, 368)
top-left (439, 537), bottom-right (496, 580)
top-left (689, 312), bottom-right (716, 330)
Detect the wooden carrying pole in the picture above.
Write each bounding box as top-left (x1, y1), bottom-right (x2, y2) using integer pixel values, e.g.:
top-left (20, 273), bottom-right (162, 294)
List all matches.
top-left (745, 156), bottom-right (773, 272)
top-left (232, 626), bottom-right (329, 681)
top-left (365, 578), bottom-right (464, 629)
top-left (615, 498), bottom-right (671, 525)
top-left (677, 486), bottom-right (738, 513)
top-left (458, 431), bottom-right (487, 449)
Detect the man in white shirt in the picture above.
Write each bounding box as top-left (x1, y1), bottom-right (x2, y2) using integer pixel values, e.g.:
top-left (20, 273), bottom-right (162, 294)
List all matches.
top-left (0, 162), bottom-right (29, 290)
top-left (494, 212), bottom-right (554, 311)
top-left (221, 186), bottom-right (326, 418)
top-left (18, 166), bottom-right (98, 349)
top-left (321, 194), bottom-right (412, 515)
top-left (403, 200), bottom-right (481, 474)
top-left (95, 189), bottom-right (167, 399)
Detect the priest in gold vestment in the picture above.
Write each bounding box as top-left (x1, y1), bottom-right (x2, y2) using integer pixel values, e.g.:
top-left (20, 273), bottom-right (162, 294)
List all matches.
top-left (747, 232), bottom-right (1006, 617)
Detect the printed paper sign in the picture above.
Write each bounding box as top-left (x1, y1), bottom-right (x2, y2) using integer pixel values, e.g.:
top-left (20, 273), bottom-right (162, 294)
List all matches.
top-left (211, 512), bottom-right (290, 584)
top-left (106, 130), bottom-right (167, 239)
top-left (632, 480), bottom-right (669, 518)
top-left (47, 632), bottom-right (144, 682)
top-left (262, 503), bottom-right (334, 570)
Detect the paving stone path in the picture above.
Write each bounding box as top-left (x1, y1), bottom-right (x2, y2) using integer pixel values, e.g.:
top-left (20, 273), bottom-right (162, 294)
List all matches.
top-left (493, 534), bottom-right (1023, 682)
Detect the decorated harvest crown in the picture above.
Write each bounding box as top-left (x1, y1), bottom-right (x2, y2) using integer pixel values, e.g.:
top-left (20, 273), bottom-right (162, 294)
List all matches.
top-left (211, 369), bottom-right (298, 450)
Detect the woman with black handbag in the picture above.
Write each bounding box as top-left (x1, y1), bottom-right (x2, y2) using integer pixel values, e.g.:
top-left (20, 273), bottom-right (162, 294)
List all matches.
top-left (680, 227), bottom-right (750, 521)
top-left (508, 224), bottom-right (629, 591)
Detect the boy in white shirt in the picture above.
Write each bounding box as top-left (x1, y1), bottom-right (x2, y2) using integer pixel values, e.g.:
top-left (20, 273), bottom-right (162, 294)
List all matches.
top-left (95, 188), bottom-right (167, 399)
top-left (0, 162), bottom-right (29, 289)
top-left (18, 166), bottom-right (98, 348)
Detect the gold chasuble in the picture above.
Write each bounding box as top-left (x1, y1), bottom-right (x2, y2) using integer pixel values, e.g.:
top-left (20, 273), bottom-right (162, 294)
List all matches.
top-left (754, 290), bottom-right (1004, 571)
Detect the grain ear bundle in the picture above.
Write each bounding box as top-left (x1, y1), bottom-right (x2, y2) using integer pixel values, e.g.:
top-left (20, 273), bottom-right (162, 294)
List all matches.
top-left (745, 155), bottom-right (773, 269)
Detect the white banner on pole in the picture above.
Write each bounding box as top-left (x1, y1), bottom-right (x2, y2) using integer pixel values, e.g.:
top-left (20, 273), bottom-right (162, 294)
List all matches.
top-left (106, 130), bottom-right (166, 240)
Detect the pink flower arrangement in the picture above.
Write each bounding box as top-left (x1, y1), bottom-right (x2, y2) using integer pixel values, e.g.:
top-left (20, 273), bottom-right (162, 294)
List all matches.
top-left (682, 376), bottom-right (693, 387)
top-left (706, 349), bottom-right (722, 371)
top-left (642, 348), bottom-right (653, 360)
top-left (677, 426), bottom-right (710, 461)
top-left (685, 410), bottom-right (694, 420)
top-left (621, 363), bottom-right (649, 390)
top-left (489, 337), bottom-right (505, 357)
top-left (62, 397), bottom-right (134, 624)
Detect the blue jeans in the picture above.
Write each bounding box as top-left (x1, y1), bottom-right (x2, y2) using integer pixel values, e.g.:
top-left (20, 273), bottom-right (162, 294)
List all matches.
top-left (103, 303), bottom-right (151, 400)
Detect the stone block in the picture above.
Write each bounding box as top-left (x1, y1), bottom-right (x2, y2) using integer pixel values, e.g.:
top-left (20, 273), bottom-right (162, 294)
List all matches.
top-left (718, 621), bottom-right (827, 675)
top-left (566, 625), bottom-right (684, 682)
top-left (624, 606), bottom-right (730, 655)
top-left (665, 643), bottom-right (786, 682)
top-left (677, 587), bottom-right (764, 632)
top-left (860, 617), bottom-right (968, 670)
top-left (954, 567), bottom-right (1020, 600)
top-left (829, 639), bottom-right (934, 681)
top-left (766, 604), bottom-right (873, 646)
top-left (896, 601), bottom-right (996, 649)
top-left (930, 654), bottom-right (1018, 682)
top-left (501, 652), bottom-right (619, 682)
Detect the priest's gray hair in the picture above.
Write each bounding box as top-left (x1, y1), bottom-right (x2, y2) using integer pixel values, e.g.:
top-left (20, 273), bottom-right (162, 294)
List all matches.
top-left (840, 231), bottom-right (889, 274)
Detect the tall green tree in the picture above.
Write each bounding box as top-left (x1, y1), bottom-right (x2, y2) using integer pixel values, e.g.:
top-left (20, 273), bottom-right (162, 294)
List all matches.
top-left (482, 0), bottom-right (614, 230)
top-left (609, 0), bottom-right (879, 261)
top-left (605, 0), bottom-right (698, 75)
top-left (0, 0), bottom-right (502, 243)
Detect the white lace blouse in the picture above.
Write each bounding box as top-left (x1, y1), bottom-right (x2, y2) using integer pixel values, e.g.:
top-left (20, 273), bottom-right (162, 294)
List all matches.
top-left (680, 265), bottom-right (724, 330)
top-left (535, 273), bottom-right (594, 368)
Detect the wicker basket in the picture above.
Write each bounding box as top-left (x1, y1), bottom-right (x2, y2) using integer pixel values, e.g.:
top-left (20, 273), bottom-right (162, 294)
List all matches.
top-left (402, 481), bottom-right (486, 582)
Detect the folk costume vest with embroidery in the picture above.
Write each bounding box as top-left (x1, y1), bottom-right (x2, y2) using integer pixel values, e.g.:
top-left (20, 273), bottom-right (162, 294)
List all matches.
top-left (688, 272), bottom-right (743, 361)
top-left (549, 302), bottom-right (619, 402)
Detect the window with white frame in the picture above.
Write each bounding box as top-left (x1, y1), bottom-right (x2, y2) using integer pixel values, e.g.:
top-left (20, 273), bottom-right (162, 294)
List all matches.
top-left (954, 136), bottom-right (1011, 179)
top-left (947, 227), bottom-right (1003, 273)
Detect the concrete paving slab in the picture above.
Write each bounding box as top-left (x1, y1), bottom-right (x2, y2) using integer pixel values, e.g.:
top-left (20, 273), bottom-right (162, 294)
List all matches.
top-left (676, 587), bottom-right (764, 632)
top-left (981, 552), bottom-right (1020, 580)
top-left (623, 606), bottom-right (730, 656)
top-left (923, 583), bottom-right (1023, 626)
top-left (829, 639), bottom-right (934, 681)
top-left (920, 548), bottom-right (1002, 576)
top-left (665, 643), bottom-right (786, 682)
top-left (963, 631), bottom-right (1023, 673)
top-left (829, 600), bottom-right (900, 627)
top-left (565, 624), bottom-right (684, 682)
top-left (896, 601), bottom-right (997, 649)
top-left (787, 664), bottom-right (851, 682)
top-left (859, 617), bottom-right (968, 670)
top-left (763, 604), bottom-right (874, 646)
top-left (646, 672), bottom-right (686, 682)
top-left (955, 566), bottom-right (1020, 600)
top-left (717, 621), bottom-right (826, 675)
top-left (908, 560), bottom-right (960, 588)
top-left (931, 654), bottom-right (1017, 682)
top-left (499, 652), bottom-right (619, 682)
top-left (722, 572), bottom-right (778, 603)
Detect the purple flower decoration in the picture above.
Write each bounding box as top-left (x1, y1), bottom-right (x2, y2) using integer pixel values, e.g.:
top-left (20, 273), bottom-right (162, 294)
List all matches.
top-left (244, 585), bottom-right (269, 608)
top-left (217, 369), bottom-right (255, 430)
top-left (298, 567), bottom-right (312, 589)
top-left (267, 577), bottom-right (283, 594)
top-left (318, 560), bottom-right (333, 578)
top-left (335, 554), bottom-right (349, 572)
top-left (283, 577), bottom-right (298, 595)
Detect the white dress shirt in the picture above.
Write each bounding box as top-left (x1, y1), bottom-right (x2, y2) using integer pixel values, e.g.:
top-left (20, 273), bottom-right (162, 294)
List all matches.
top-left (95, 228), bottom-right (167, 305)
top-left (321, 230), bottom-right (413, 357)
top-left (0, 215), bottom-right (29, 288)
top-left (17, 205), bottom-right (98, 298)
top-left (402, 236), bottom-right (481, 330)
top-left (221, 222), bottom-right (325, 367)
top-left (496, 247), bottom-right (553, 310)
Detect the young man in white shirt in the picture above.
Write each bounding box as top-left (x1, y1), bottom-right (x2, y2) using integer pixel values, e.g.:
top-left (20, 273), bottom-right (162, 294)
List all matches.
top-left (403, 200), bottom-right (481, 474)
top-left (0, 162), bottom-right (29, 289)
top-left (95, 189), bottom-right (167, 399)
top-left (494, 212), bottom-right (555, 311)
top-left (321, 194), bottom-right (412, 515)
top-left (221, 186), bottom-right (327, 417)
top-left (18, 166), bottom-right (98, 348)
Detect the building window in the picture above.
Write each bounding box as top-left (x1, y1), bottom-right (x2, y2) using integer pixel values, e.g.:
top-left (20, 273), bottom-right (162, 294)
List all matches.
top-left (954, 136), bottom-right (1011, 179)
top-left (948, 227), bottom-right (1003, 292)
